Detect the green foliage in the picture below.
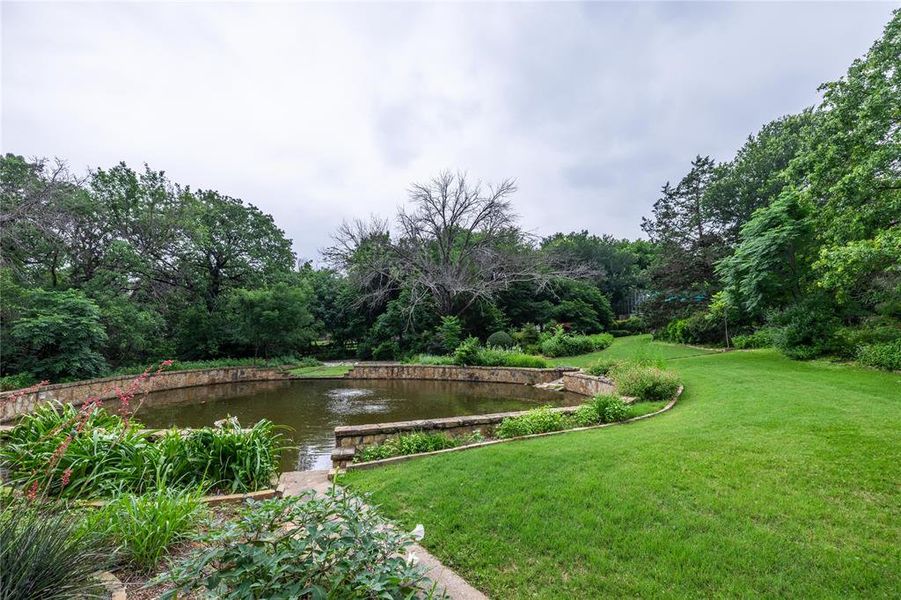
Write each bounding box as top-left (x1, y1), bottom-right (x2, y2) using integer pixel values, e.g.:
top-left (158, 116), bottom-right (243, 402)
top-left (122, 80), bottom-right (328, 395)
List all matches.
top-left (495, 407), bottom-right (570, 438)
top-left (152, 419), bottom-right (284, 494)
top-left (0, 499), bottom-right (111, 600)
top-left (511, 323), bottom-right (541, 353)
top-left (5, 288), bottom-right (108, 381)
top-left (538, 329), bottom-right (600, 357)
top-left (591, 394), bottom-right (630, 423)
top-left (438, 316), bottom-right (463, 353)
top-left (0, 372), bottom-right (38, 391)
top-left (856, 340), bottom-right (901, 371)
top-left (85, 487), bottom-right (205, 571)
top-left (155, 490), bottom-right (436, 599)
top-left (355, 431), bottom-right (484, 463)
top-left (731, 328), bottom-right (775, 349)
top-left (222, 284), bottom-right (317, 358)
top-left (586, 358), bottom-right (622, 377)
top-left (452, 337), bottom-right (482, 366)
top-left (0, 403), bottom-right (284, 498)
top-left (768, 298), bottom-right (840, 360)
top-left (486, 331), bottom-right (515, 348)
top-left (609, 363), bottom-right (681, 402)
top-left (658, 312), bottom-right (724, 346)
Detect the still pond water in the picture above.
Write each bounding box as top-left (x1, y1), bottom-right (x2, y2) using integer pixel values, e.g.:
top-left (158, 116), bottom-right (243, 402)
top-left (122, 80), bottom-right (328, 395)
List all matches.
top-left (127, 379), bottom-right (582, 470)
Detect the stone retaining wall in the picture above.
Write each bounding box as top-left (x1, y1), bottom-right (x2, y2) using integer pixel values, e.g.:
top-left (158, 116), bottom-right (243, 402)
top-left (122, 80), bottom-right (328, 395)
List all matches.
top-left (345, 363), bottom-right (576, 385)
top-left (562, 372), bottom-right (615, 397)
top-left (331, 405), bottom-right (586, 469)
top-left (0, 367), bottom-right (291, 422)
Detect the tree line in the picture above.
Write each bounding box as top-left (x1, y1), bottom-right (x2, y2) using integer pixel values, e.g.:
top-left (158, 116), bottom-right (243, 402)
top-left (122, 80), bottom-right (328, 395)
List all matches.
top-left (1, 10), bottom-right (897, 383)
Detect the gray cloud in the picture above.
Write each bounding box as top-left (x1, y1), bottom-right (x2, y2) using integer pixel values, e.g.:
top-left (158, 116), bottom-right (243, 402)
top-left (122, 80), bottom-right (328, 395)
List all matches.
top-left (2, 1), bottom-right (894, 262)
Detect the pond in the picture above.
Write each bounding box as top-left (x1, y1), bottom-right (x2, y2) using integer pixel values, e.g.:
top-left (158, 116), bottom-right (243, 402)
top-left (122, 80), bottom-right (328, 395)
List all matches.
top-left (123, 379), bottom-right (583, 470)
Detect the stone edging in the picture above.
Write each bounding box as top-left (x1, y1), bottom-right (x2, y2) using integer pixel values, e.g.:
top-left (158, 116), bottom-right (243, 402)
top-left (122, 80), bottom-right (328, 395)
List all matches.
top-left (94, 570), bottom-right (127, 600)
top-left (335, 386), bottom-right (683, 474)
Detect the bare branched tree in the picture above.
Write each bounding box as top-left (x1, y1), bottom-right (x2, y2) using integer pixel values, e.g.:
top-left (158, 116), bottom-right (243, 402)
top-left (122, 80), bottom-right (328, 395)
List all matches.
top-left (326, 172), bottom-right (585, 322)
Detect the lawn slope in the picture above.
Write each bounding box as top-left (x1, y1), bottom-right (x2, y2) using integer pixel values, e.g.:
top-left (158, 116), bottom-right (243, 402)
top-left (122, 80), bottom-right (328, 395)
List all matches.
top-left (343, 337), bottom-right (900, 598)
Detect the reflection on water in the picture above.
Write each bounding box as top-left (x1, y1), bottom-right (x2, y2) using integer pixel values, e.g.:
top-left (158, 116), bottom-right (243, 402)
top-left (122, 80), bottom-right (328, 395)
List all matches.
top-left (117, 379), bottom-right (582, 471)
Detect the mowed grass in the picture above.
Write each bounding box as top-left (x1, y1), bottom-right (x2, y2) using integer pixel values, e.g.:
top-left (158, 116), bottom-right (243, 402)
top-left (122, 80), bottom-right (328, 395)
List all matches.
top-left (343, 336), bottom-right (900, 598)
top-left (288, 364), bottom-right (352, 377)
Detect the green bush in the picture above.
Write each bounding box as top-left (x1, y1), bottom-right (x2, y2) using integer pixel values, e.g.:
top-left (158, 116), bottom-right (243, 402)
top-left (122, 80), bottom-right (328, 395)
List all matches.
top-left (539, 329), bottom-right (597, 357)
top-left (587, 359), bottom-right (622, 377)
top-left (609, 363), bottom-right (681, 402)
top-left (495, 407), bottom-right (570, 438)
top-left (612, 317), bottom-right (643, 334)
top-left (659, 313), bottom-right (723, 345)
top-left (591, 394), bottom-right (630, 423)
top-left (587, 332), bottom-right (614, 350)
top-left (477, 345), bottom-right (549, 368)
top-left (832, 321), bottom-right (901, 359)
top-left (486, 331), bottom-right (515, 348)
top-left (732, 328), bottom-right (775, 349)
top-left (438, 316), bottom-right (463, 353)
top-left (769, 300), bottom-right (840, 360)
top-left (0, 499), bottom-right (112, 600)
top-left (0, 372), bottom-right (38, 391)
top-left (512, 324), bottom-right (541, 350)
top-left (411, 353), bottom-right (455, 365)
top-left (155, 490), bottom-right (434, 599)
top-left (371, 340), bottom-right (400, 361)
top-left (856, 340), bottom-right (901, 371)
top-left (85, 487), bottom-right (205, 571)
top-left (453, 337), bottom-right (482, 365)
top-left (354, 431), bottom-right (483, 463)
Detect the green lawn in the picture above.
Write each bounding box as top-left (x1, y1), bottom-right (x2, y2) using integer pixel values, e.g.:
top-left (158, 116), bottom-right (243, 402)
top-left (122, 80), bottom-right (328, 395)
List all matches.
top-left (343, 336), bottom-right (900, 598)
top-left (288, 364), bottom-right (352, 377)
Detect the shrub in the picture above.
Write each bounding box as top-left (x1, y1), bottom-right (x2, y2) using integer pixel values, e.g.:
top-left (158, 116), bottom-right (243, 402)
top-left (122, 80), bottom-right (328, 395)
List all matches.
top-left (587, 359), bottom-right (622, 377)
top-left (831, 321), bottom-right (901, 359)
top-left (453, 337), bottom-right (482, 365)
top-left (609, 363), bottom-right (681, 402)
top-left (0, 499), bottom-right (111, 599)
top-left (769, 300), bottom-right (840, 360)
top-left (587, 332), bottom-right (614, 351)
top-left (371, 340), bottom-right (400, 361)
top-left (571, 403), bottom-right (601, 427)
top-left (155, 490), bottom-right (434, 599)
top-left (85, 487), bottom-right (205, 572)
top-left (497, 352), bottom-right (549, 368)
top-left (495, 407), bottom-right (570, 438)
top-left (612, 317), bottom-right (643, 334)
top-left (856, 340), bottom-right (901, 371)
top-left (732, 328), bottom-right (775, 349)
top-left (659, 313), bottom-right (723, 345)
top-left (591, 394), bottom-right (630, 423)
top-left (354, 431), bottom-right (483, 463)
top-left (438, 316), bottom-right (463, 353)
top-left (539, 329), bottom-right (597, 357)
top-left (486, 331), bottom-right (515, 348)
top-left (412, 353), bottom-right (455, 365)
top-left (512, 324), bottom-right (541, 350)
top-left (0, 372), bottom-right (38, 391)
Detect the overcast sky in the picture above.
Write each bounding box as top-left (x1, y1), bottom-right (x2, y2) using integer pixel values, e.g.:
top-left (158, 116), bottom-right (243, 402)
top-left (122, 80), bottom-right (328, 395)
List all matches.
top-left (2, 2), bottom-right (895, 263)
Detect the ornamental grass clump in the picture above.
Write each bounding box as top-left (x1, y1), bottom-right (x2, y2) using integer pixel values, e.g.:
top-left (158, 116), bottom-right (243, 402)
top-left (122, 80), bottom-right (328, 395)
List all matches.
top-left (154, 489), bottom-right (438, 599)
top-left (609, 363), bottom-right (681, 402)
top-left (83, 487), bottom-right (205, 572)
top-left (0, 498), bottom-right (112, 600)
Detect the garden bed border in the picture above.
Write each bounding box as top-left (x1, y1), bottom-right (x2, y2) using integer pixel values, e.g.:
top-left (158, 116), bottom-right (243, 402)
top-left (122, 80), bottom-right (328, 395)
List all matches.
top-left (332, 386), bottom-right (683, 475)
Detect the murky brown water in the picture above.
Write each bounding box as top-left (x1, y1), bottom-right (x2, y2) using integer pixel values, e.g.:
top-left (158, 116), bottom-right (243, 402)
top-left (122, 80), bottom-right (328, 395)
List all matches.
top-left (119, 379), bottom-right (582, 470)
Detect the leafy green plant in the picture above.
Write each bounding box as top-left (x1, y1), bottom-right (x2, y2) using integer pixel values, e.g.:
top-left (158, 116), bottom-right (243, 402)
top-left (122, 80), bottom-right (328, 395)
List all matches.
top-left (856, 340), bottom-right (901, 371)
top-left (152, 418), bottom-right (284, 493)
top-left (155, 489), bottom-right (438, 599)
top-left (0, 402), bottom-right (154, 499)
top-left (587, 332), bottom-right (614, 351)
top-left (609, 363), bottom-right (681, 402)
top-left (0, 498), bottom-right (111, 599)
top-left (539, 329), bottom-right (597, 357)
top-left (591, 394), bottom-right (630, 423)
top-left (438, 316), bottom-right (463, 353)
top-left (495, 407), bottom-right (571, 438)
top-left (453, 337), bottom-right (482, 365)
top-left (486, 331), bottom-right (514, 348)
top-left (477, 346), bottom-right (549, 368)
top-left (0, 372), bottom-right (38, 391)
top-left (354, 431), bottom-right (483, 463)
top-left (732, 329), bottom-right (775, 349)
top-left (587, 358), bottom-right (621, 376)
top-left (84, 487), bottom-right (205, 571)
